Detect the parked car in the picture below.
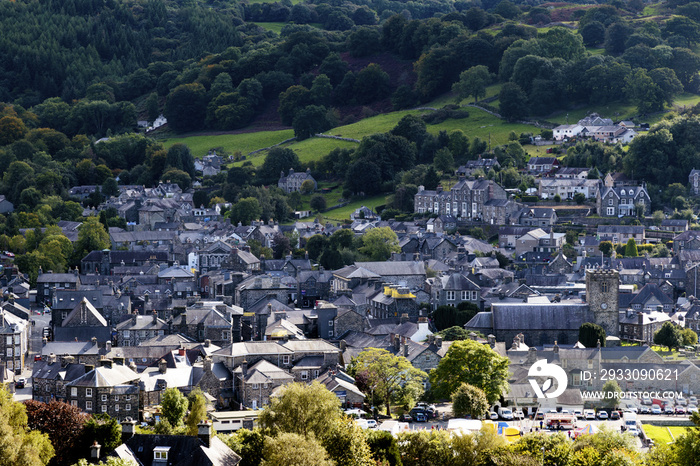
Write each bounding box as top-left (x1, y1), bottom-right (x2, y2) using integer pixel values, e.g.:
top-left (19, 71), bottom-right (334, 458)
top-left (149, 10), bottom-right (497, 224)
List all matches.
top-left (664, 405), bottom-right (674, 415)
top-left (651, 405), bottom-right (662, 415)
top-left (513, 409), bottom-right (525, 420)
top-left (34, 355), bottom-right (42, 362)
top-left (639, 406), bottom-right (650, 414)
top-left (574, 409), bottom-right (583, 419)
top-left (675, 406), bottom-right (686, 415)
top-left (15, 378), bottom-right (25, 389)
top-left (689, 396), bottom-right (698, 405)
top-left (584, 409), bottom-right (596, 420)
top-left (687, 404), bottom-right (698, 414)
top-left (490, 412), bottom-right (499, 421)
top-left (610, 411), bottom-right (621, 420)
top-left (641, 396), bottom-right (652, 405)
top-left (535, 412), bottom-right (545, 420)
top-left (597, 410), bottom-right (608, 420)
top-left (366, 420), bottom-right (378, 429)
top-left (399, 413), bottom-right (413, 422)
top-left (413, 412), bottom-right (427, 423)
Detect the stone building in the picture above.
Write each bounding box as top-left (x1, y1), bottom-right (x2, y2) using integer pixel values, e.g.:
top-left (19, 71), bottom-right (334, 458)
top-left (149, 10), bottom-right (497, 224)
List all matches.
top-left (235, 274), bottom-right (296, 310)
top-left (596, 185), bottom-right (651, 217)
top-left (690, 168), bottom-right (700, 196)
top-left (172, 301), bottom-right (243, 346)
top-left (65, 359), bottom-right (140, 420)
top-left (278, 168), bottom-right (316, 193)
top-left (32, 354), bottom-right (87, 403)
top-left (585, 269), bottom-right (620, 338)
top-left (0, 308), bottom-right (29, 373)
top-left (115, 312), bottom-right (169, 347)
top-left (414, 179), bottom-right (513, 223)
top-left (234, 359), bottom-right (293, 409)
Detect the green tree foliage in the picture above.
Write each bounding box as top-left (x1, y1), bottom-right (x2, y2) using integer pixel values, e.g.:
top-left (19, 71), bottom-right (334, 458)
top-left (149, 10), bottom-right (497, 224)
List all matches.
top-left (432, 304), bottom-right (480, 331)
top-left (654, 322), bottom-right (684, 349)
top-left (353, 64), bottom-right (391, 105)
top-left (681, 327), bottom-right (698, 346)
top-left (258, 147), bottom-right (301, 185)
top-left (81, 414), bottom-right (122, 455)
top-left (278, 85), bottom-right (312, 126)
top-left (601, 380), bottom-right (624, 408)
top-left (160, 388), bottom-right (189, 427)
top-left (261, 433), bottom-right (333, 466)
top-left (222, 428), bottom-right (265, 466)
top-left (599, 241), bottom-right (613, 257)
top-left (429, 339), bottom-right (510, 403)
top-left (579, 322), bottom-right (607, 348)
top-left (229, 198), bottom-right (263, 225)
top-left (625, 238), bottom-right (639, 257)
top-left (184, 390), bottom-right (207, 436)
top-left (292, 105), bottom-right (332, 140)
top-left (350, 348), bottom-right (427, 415)
top-left (258, 382), bottom-right (341, 439)
top-left (498, 83), bottom-right (528, 121)
top-left (365, 430), bottom-right (401, 466)
top-left (309, 194), bottom-right (327, 212)
top-left (451, 383), bottom-right (489, 419)
top-left (73, 217), bottom-right (109, 263)
top-left (0, 116), bottom-right (28, 146)
top-left (358, 227), bottom-right (400, 261)
top-left (321, 418), bottom-right (374, 466)
top-left (452, 65), bottom-right (492, 103)
top-left (437, 326), bottom-right (474, 341)
top-left (164, 83), bottom-right (207, 133)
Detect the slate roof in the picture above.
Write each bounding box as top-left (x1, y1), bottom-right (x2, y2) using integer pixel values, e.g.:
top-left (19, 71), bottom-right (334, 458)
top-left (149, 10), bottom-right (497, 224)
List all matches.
top-left (68, 364), bottom-right (140, 387)
top-left (629, 283), bottom-right (673, 306)
top-left (114, 434), bottom-right (241, 466)
top-left (63, 298), bottom-right (108, 327)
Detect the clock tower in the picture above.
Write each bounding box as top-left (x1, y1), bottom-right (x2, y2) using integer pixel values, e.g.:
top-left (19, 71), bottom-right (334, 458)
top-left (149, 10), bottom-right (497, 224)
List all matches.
top-left (586, 268), bottom-right (619, 337)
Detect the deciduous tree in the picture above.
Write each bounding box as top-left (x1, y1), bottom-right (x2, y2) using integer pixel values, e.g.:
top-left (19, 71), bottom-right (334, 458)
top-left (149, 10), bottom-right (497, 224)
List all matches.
top-left (160, 388), bottom-right (189, 427)
top-left (452, 383), bottom-right (489, 419)
top-left (261, 433), bottom-right (333, 466)
top-left (429, 339), bottom-right (509, 403)
top-left (349, 348), bottom-right (427, 415)
top-left (358, 227), bottom-right (400, 261)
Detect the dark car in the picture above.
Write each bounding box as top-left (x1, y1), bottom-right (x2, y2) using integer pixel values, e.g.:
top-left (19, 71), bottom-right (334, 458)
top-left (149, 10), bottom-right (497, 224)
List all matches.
top-left (399, 413), bottom-right (413, 422)
top-left (15, 378), bottom-right (25, 389)
top-left (610, 411), bottom-right (621, 420)
top-left (413, 412), bottom-right (427, 422)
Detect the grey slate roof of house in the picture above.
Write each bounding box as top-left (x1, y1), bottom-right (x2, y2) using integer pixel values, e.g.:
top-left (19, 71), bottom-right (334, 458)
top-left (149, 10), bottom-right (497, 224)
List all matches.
top-left (114, 434), bottom-right (240, 466)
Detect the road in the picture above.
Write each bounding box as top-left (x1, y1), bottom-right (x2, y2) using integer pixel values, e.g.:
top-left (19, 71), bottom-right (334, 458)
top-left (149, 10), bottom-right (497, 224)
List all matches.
top-left (13, 306), bottom-right (51, 402)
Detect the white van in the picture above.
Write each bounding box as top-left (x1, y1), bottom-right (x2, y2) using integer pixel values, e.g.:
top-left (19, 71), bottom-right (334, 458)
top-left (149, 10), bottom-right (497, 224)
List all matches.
top-left (498, 407), bottom-right (514, 420)
top-left (623, 412), bottom-right (638, 435)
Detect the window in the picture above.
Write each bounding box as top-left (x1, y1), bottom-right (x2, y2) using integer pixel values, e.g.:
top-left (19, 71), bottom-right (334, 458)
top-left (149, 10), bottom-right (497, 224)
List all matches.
top-left (328, 320), bottom-right (333, 327)
top-left (125, 395), bottom-right (131, 401)
top-left (86, 401), bottom-right (92, 411)
top-left (5, 336), bottom-right (10, 345)
top-left (125, 404), bottom-right (131, 411)
top-left (446, 291), bottom-right (455, 301)
top-left (461, 291), bottom-right (469, 300)
top-left (115, 405), bottom-right (119, 412)
top-left (70, 400), bottom-right (77, 407)
top-left (101, 394), bottom-right (107, 402)
top-left (608, 198), bottom-right (613, 206)
top-left (607, 207), bottom-right (615, 216)
top-left (472, 291), bottom-right (478, 301)
top-left (114, 395), bottom-right (119, 401)
top-left (154, 449), bottom-right (169, 461)
top-left (123, 330), bottom-right (130, 338)
top-left (328, 329), bottom-right (334, 337)
top-left (301, 371), bottom-right (309, 380)
top-left (282, 355), bottom-right (290, 365)
top-left (101, 405), bottom-right (107, 413)
top-left (71, 387), bottom-right (77, 397)
top-left (6, 348), bottom-right (11, 357)
top-left (86, 388), bottom-right (92, 398)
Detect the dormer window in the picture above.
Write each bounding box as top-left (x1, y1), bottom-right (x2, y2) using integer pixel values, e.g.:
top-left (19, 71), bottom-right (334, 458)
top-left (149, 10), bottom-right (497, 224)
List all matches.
top-left (154, 446), bottom-right (170, 461)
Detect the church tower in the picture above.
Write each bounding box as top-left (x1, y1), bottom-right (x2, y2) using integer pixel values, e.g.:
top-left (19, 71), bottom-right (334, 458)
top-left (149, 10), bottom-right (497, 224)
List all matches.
top-left (586, 269), bottom-right (619, 337)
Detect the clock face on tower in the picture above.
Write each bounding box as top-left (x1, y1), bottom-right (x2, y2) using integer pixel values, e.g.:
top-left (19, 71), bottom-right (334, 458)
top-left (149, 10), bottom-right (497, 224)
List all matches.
top-left (600, 303), bottom-right (608, 310)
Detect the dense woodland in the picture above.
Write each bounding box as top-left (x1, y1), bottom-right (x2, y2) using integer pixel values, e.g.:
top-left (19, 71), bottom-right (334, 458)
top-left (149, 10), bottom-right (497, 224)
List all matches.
top-left (4, 0), bottom-right (700, 277)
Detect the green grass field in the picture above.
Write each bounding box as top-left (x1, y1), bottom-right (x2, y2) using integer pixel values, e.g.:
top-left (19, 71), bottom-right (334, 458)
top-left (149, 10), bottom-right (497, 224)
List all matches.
top-left (253, 22), bottom-right (286, 34)
top-left (642, 424), bottom-right (691, 444)
top-left (290, 138), bottom-right (358, 165)
top-left (161, 129), bottom-right (294, 158)
top-left (316, 195), bottom-right (388, 223)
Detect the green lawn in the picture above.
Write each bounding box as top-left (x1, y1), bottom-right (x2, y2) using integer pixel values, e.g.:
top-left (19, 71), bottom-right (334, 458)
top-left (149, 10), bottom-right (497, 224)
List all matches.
top-left (289, 138), bottom-right (358, 165)
top-left (161, 129), bottom-right (294, 158)
top-left (546, 103), bottom-right (638, 125)
top-left (642, 424), bottom-right (691, 444)
top-left (674, 92), bottom-right (700, 109)
top-left (319, 195), bottom-right (388, 223)
top-left (253, 22), bottom-right (286, 34)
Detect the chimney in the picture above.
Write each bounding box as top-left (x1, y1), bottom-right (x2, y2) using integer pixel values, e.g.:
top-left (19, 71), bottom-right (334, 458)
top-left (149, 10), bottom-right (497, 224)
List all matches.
top-left (100, 357), bottom-right (112, 369)
top-left (105, 341), bottom-right (112, 352)
top-left (198, 420), bottom-right (212, 447)
top-left (85, 364), bottom-right (95, 373)
top-left (638, 312), bottom-right (644, 326)
top-left (428, 334), bottom-right (435, 345)
top-left (339, 340), bottom-right (346, 351)
top-left (487, 334), bottom-right (496, 347)
top-left (204, 356), bottom-right (212, 373)
top-left (48, 353), bottom-right (57, 365)
top-left (553, 341), bottom-right (559, 354)
top-left (129, 361), bottom-right (138, 372)
top-left (62, 355), bottom-right (75, 367)
top-left (92, 337), bottom-right (97, 346)
top-left (435, 336), bottom-right (443, 348)
top-left (204, 339), bottom-right (211, 348)
top-left (393, 334), bottom-right (400, 351)
top-left (158, 359), bottom-right (167, 374)
top-left (152, 310), bottom-right (158, 325)
top-left (131, 314), bottom-right (137, 325)
top-left (400, 313), bottom-right (409, 324)
top-left (241, 359), bottom-right (248, 376)
top-left (527, 346), bottom-right (538, 364)
top-left (402, 342), bottom-right (409, 358)
top-left (90, 441), bottom-right (101, 462)
top-left (178, 348), bottom-right (186, 357)
top-left (113, 356), bottom-right (125, 366)
top-left (121, 418), bottom-right (137, 442)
